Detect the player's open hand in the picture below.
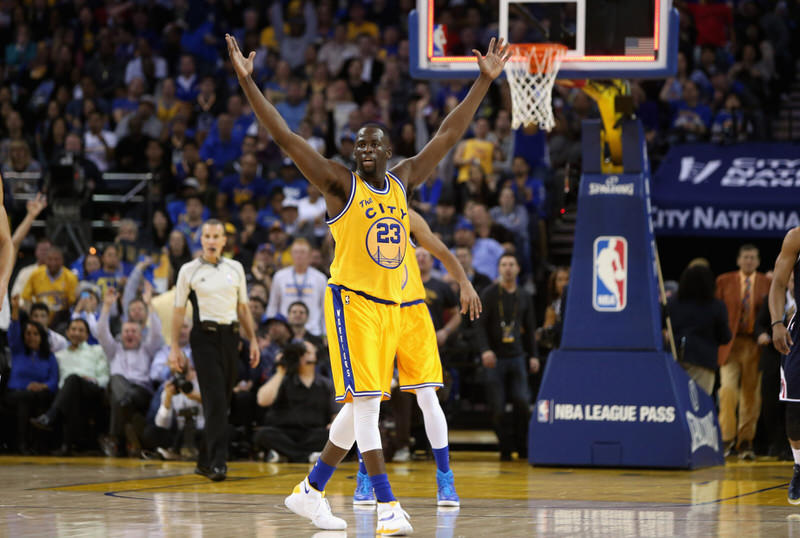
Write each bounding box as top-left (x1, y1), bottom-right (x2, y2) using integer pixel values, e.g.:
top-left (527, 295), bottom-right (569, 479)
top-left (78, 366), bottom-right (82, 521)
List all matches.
top-left (459, 279), bottom-right (482, 321)
top-left (225, 34), bottom-right (254, 80)
top-left (474, 37), bottom-right (511, 80)
top-left (773, 323), bottom-right (793, 355)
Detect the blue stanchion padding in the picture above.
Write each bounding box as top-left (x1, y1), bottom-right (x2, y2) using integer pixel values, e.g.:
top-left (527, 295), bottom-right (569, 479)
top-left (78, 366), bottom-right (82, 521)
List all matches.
top-left (529, 119), bottom-right (723, 469)
top-left (559, 169), bottom-right (662, 351)
top-left (529, 350), bottom-right (724, 469)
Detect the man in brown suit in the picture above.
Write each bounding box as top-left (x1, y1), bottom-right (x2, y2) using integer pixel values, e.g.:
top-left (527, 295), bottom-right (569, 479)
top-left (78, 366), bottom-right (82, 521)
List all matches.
top-left (716, 244), bottom-right (771, 460)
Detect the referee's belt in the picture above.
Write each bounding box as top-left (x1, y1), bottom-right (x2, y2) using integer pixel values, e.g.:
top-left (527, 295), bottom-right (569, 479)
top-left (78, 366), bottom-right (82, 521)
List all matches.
top-left (199, 320), bottom-right (239, 333)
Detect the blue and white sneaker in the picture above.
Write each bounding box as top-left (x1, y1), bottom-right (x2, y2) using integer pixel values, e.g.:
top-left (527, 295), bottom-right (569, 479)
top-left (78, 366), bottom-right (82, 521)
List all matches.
top-left (436, 470), bottom-right (460, 507)
top-left (353, 471), bottom-right (377, 506)
top-left (376, 500), bottom-right (413, 535)
top-left (789, 464), bottom-right (800, 505)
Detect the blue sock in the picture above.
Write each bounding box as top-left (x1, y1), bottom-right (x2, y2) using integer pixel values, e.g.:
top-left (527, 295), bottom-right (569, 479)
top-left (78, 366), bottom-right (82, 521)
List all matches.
top-left (357, 450), bottom-right (368, 475)
top-left (432, 446), bottom-right (450, 473)
top-left (308, 458), bottom-right (336, 492)
top-left (370, 473), bottom-right (396, 503)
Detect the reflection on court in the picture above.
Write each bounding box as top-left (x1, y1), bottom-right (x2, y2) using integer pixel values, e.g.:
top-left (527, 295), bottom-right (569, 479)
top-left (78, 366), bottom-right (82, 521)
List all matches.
top-left (2, 454), bottom-right (800, 536)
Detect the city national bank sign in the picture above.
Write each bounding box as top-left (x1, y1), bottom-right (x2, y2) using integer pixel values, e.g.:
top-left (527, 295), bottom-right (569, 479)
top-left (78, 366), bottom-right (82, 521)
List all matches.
top-left (651, 143), bottom-right (800, 237)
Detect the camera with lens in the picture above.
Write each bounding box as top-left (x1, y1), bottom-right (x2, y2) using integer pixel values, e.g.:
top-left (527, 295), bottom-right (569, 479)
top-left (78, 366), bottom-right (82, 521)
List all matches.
top-left (170, 373), bottom-right (194, 394)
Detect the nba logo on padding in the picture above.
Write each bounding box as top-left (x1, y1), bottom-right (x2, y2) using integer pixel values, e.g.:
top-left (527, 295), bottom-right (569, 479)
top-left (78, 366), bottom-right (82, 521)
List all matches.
top-left (537, 399), bottom-right (551, 423)
top-left (593, 236), bottom-right (628, 312)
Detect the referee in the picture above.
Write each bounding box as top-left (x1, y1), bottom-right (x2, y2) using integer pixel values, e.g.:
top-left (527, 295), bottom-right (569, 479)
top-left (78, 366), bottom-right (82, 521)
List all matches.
top-left (170, 219), bottom-right (259, 481)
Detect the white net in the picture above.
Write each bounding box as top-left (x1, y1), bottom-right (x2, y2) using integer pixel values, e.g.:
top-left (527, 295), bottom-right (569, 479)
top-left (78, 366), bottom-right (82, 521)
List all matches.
top-left (504, 44), bottom-right (567, 131)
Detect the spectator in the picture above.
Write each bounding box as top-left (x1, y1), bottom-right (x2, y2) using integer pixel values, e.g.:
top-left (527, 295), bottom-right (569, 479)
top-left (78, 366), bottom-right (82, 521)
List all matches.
top-left (29, 303), bottom-right (68, 352)
top-left (200, 113), bottom-right (241, 171)
top-left (217, 153), bottom-right (269, 215)
top-left (269, 0), bottom-right (318, 70)
top-left (22, 246), bottom-right (78, 327)
top-left (507, 156), bottom-right (547, 220)
top-left (96, 288), bottom-right (162, 457)
top-left (297, 184), bottom-right (327, 228)
top-left (266, 239), bottom-right (327, 336)
top-left (11, 237), bottom-right (51, 299)
top-left (249, 296), bottom-right (267, 327)
top-left (476, 254), bottom-right (539, 461)
top-left (716, 244), bottom-right (770, 460)
top-left (146, 356), bottom-right (204, 461)
top-left (83, 110), bottom-right (117, 173)
top-left (490, 187), bottom-right (531, 274)
top-left (30, 318), bottom-right (110, 456)
top-left (453, 117), bottom-right (497, 184)
top-left (667, 264), bottom-right (731, 396)
top-left (151, 319), bottom-right (193, 387)
top-left (318, 23), bottom-right (358, 77)
top-left (175, 195), bottom-right (207, 254)
top-left (453, 246), bottom-right (492, 295)
top-left (453, 218), bottom-right (504, 282)
top-left (115, 95), bottom-right (163, 140)
top-left (124, 38), bottom-right (168, 87)
top-left (275, 79), bottom-right (308, 133)
top-left (488, 110), bottom-right (515, 175)
top-left (3, 297), bottom-right (58, 454)
top-left (176, 55), bottom-right (200, 102)
top-left (248, 243), bottom-right (278, 290)
top-left (668, 80), bottom-right (712, 144)
top-left (540, 267), bottom-right (570, 348)
top-left (2, 140), bottom-right (42, 197)
top-left (237, 200), bottom-right (270, 264)
top-left (710, 93), bottom-right (754, 143)
top-left (254, 341), bottom-right (336, 463)
top-left (287, 300), bottom-right (328, 373)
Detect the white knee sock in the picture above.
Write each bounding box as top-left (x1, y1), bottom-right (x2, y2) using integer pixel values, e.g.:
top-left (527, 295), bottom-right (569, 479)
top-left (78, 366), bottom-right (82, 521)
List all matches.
top-left (416, 387), bottom-right (449, 450)
top-left (328, 402), bottom-right (355, 450)
top-left (352, 396), bottom-right (382, 453)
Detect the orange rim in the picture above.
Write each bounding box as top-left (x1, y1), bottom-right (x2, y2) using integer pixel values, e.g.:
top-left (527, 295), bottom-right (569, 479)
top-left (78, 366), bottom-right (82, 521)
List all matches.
top-left (508, 43), bottom-right (568, 74)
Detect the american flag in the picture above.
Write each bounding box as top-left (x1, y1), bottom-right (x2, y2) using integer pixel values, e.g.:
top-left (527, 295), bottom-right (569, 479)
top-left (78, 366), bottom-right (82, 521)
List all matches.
top-left (624, 37), bottom-right (655, 56)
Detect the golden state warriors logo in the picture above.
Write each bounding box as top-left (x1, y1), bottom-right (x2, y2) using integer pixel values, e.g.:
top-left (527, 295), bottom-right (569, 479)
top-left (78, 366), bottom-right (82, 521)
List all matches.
top-left (365, 217), bottom-right (407, 269)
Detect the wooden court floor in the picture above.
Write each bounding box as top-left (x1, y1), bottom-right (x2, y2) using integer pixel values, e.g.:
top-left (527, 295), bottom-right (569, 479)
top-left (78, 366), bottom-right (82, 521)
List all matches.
top-left (3, 453), bottom-right (800, 537)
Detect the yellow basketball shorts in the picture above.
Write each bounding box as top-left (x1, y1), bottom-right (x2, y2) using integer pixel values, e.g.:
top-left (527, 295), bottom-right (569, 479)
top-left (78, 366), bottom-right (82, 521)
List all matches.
top-left (397, 300), bottom-right (443, 393)
top-left (325, 284), bottom-right (401, 402)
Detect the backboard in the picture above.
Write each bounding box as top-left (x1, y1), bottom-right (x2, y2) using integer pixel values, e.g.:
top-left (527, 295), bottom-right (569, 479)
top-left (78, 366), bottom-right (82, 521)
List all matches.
top-left (410, 0), bottom-right (678, 80)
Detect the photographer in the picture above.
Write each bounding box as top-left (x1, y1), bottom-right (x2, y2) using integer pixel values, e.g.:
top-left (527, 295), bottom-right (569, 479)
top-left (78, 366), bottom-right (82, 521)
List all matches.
top-left (143, 355), bottom-right (204, 460)
top-left (254, 341), bottom-right (336, 463)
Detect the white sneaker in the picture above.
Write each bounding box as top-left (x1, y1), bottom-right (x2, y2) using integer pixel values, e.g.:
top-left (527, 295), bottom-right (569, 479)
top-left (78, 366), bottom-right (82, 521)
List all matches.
top-left (308, 451), bottom-right (322, 464)
top-left (284, 477), bottom-right (347, 530)
top-left (392, 447), bottom-right (411, 462)
top-left (376, 500), bottom-right (413, 535)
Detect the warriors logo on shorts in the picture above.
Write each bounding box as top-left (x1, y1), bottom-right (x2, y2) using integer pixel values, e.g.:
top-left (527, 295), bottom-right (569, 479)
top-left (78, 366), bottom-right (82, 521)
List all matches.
top-left (366, 217), bottom-right (407, 269)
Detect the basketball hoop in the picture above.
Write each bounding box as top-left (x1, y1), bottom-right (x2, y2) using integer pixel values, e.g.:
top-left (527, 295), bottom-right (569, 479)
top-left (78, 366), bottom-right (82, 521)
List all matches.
top-left (504, 43), bottom-right (567, 131)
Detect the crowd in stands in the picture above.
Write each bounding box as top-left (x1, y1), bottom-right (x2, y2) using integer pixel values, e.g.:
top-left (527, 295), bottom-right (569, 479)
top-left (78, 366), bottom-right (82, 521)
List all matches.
top-left (0, 0), bottom-right (797, 460)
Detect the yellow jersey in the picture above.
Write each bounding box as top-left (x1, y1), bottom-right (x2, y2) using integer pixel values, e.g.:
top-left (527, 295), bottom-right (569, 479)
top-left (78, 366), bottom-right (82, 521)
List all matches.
top-left (327, 171), bottom-right (410, 303)
top-left (21, 265), bottom-right (78, 312)
top-left (401, 238), bottom-right (426, 304)
top-left (456, 138), bottom-right (494, 183)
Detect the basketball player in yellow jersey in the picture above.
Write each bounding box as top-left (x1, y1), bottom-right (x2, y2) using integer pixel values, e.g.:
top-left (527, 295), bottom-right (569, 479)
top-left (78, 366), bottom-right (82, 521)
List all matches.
top-left (228, 34), bottom-right (509, 534)
top-left (0, 175), bottom-right (14, 310)
top-left (353, 209), bottom-right (481, 508)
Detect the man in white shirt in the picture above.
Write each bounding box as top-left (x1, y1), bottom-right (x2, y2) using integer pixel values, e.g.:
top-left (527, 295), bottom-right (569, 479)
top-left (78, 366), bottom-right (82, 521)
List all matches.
top-left (124, 38), bottom-right (168, 86)
top-left (83, 110), bottom-right (117, 173)
top-left (266, 238), bottom-right (327, 336)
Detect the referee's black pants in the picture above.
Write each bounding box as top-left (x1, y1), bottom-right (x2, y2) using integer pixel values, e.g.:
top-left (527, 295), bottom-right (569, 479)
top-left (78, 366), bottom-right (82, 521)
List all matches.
top-left (190, 325), bottom-right (239, 469)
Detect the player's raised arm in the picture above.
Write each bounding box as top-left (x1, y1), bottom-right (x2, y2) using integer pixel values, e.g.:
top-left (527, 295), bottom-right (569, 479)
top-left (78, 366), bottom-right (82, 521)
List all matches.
top-left (770, 227), bottom-right (800, 354)
top-left (226, 35), bottom-right (350, 200)
top-left (409, 210), bottom-right (482, 320)
top-left (0, 175), bottom-right (13, 310)
top-left (392, 38), bottom-right (510, 191)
